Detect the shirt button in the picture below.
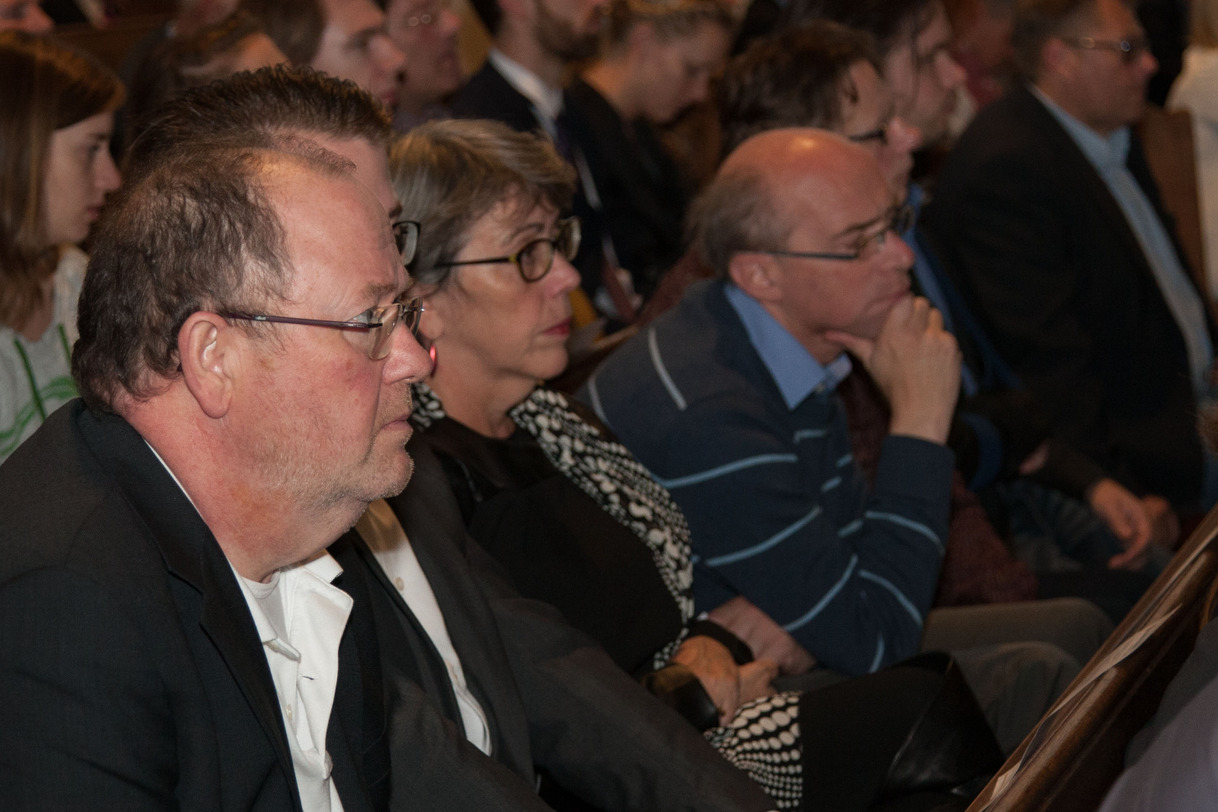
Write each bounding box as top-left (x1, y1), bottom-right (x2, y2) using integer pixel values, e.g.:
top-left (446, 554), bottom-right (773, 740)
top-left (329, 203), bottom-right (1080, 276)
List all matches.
top-left (393, 577), bottom-right (405, 591)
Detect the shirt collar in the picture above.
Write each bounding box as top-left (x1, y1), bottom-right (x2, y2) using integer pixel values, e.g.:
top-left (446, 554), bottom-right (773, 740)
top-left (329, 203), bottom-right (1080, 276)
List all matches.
top-left (488, 49), bottom-right (564, 126)
top-left (724, 283), bottom-right (852, 410)
top-left (1030, 83), bottom-right (1130, 169)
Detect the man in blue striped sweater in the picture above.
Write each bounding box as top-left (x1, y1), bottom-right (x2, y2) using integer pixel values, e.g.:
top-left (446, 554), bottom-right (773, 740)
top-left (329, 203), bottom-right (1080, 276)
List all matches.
top-left (582, 128), bottom-right (1112, 751)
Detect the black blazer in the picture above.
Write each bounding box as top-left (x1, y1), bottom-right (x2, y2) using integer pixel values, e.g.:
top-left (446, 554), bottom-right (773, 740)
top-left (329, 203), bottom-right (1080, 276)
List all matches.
top-left (922, 84), bottom-right (1211, 508)
top-left (0, 402), bottom-right (389, 811)
top-left (340, 433), bottom-right (774, 811)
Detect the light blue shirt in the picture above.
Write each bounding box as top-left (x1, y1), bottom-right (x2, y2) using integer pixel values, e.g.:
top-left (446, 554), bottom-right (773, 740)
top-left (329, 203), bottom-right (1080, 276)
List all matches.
top-left (1033, 85), bottom-right (1213, 398)
top-left (725, 283), bottom-right (852, 409)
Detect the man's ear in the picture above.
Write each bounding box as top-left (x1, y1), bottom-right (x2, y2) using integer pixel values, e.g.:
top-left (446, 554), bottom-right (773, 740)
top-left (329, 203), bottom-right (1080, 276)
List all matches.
top-left (1040, 38), bottom-right (1075, 82)
top-left (728, 252), bottom-right (783, 303)
top-left (178, 312), bottom-right (236, 420)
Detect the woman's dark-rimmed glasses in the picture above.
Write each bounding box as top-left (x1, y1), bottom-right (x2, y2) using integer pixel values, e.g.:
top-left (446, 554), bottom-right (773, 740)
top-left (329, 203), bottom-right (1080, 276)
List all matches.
top-left (433, 216), bottom-right (581, 282)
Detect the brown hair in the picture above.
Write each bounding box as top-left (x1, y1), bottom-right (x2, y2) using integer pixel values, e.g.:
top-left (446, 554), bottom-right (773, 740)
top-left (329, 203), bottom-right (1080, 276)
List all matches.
top-left (604, 0), bottom-right (736, 46)
top-left (124, 65), bottom-right (391, 180)
top-left (720, 20), bottom-right (879, 153)
top-left (0, 31), bottom-right (123, 330)
top-left (389, 118), bottom-right (576, 290)
top-left (243, 0), bottom-right (326, 65)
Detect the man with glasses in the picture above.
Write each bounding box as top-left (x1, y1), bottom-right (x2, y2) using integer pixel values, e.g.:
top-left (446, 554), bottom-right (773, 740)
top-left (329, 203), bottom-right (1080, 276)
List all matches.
top-left (104, 66), bottom-right (777, 810)
top-left (717, 21), bottom-right (1162, 614)
top-left (583, 129), bottom-right (1112, 752)
top-left (924, 0), bottom-right (1216, 517)
top-left (377, 0), bottom-right (465, 130)
top-left (0, 128), bottom-right (424, 809)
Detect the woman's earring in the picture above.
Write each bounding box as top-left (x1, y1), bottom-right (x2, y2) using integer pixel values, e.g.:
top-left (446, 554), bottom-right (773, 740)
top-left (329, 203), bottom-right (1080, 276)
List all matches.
top-left (428, 342), bottom-right (438, 376)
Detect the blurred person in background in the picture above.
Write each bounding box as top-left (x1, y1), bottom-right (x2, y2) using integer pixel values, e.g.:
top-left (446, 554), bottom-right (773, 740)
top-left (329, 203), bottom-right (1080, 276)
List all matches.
top-left (574, 0), bottom-right (735, 300)
top-left (0, 31), bottom-right (122, 462)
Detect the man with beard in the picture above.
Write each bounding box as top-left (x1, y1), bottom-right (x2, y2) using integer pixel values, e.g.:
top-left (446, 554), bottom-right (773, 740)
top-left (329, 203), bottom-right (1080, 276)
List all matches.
top-left (453, 0), bottom-right (629, 314)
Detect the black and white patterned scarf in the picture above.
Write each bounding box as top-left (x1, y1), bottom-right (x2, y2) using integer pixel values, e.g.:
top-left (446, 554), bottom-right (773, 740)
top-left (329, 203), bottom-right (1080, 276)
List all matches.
top-left (413, 383), bottom-right (696, 666)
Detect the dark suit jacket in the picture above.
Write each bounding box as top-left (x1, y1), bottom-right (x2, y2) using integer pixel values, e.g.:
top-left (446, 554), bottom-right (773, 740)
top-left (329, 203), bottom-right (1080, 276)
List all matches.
top-left (922, 84), bottom-right (1211, 508)
top-left (338, 433), bottom-right (774, 811)
top-left (0, 402), bottom-right (389, 810)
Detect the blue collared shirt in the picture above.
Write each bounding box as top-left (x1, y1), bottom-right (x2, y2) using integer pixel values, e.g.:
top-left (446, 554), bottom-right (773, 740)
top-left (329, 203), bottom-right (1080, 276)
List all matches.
top-left (724, 283), bottom-right (852, 410)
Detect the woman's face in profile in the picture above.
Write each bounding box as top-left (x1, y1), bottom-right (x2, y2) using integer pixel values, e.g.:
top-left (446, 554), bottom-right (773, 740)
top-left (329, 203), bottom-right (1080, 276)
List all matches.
top-left (41, 110), bottom-right (120, 247)
top-left (423, 197), bottom-right (580, 395)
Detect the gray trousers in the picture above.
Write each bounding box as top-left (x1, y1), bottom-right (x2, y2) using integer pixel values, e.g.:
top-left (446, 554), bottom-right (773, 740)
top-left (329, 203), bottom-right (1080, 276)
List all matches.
top-left (922, 598), bottom-right (1114, 752)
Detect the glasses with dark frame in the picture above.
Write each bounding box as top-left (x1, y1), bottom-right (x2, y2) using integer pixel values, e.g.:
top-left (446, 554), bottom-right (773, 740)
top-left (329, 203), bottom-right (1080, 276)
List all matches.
top-left (393, 219), bottom-right (421, 268)
top-left (219, 297), bottom-right (424, 360)
top-left (756, 204), bottom-right (915, 263)
top-left (433, 217), bottom-right (581, 283)
top-left (1061, 36), bottom-right (1151, 64)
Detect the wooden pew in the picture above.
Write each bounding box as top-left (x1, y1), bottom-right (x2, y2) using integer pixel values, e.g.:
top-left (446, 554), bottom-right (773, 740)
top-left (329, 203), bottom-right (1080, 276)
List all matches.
top-left (966, 507), bottom-right (1218, 812)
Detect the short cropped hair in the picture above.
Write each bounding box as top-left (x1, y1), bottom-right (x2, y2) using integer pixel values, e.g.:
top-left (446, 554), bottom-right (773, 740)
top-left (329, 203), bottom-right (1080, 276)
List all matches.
top-left (1010, 0), bottom-right (1104, 79)
top-left (125, 65), bottom-right (391, 178)
top-left (73, 143), bottom-right (352, 411)
top-left (687, 163), bottom-right (792, 279)
top-left (720, 20), bottom-right (879, 153)
top-left (242, 0), bottom-right (326, 65)
top-left (603, 0), bottom-right (737, 47)
top-left (786, 0), bottom-right (939, 59)
top-left (389, 118), bottom-right (576, 289)
top-left (0, 30), bottom-right (123, 329)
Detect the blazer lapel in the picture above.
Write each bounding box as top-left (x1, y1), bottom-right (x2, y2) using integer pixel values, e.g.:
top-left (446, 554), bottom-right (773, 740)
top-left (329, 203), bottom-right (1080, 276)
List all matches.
top-left (381, 436), bottom-right (536, 781)
top-left (78, 410), bottom-right (300, 806)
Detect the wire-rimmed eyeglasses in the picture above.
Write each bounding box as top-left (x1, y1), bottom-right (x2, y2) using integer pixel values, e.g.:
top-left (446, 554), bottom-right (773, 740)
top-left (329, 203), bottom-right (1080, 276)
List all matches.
top-left (1062, 36), bottom-right (1151, 64)
top-left (433, 216), bottom-right (581, 282)
top-left (755, 204), bottom-right (915, 263)
top-left (219, 297), bottom-right (424, 360)
top-left (393, 219), bottom-right (421, 268)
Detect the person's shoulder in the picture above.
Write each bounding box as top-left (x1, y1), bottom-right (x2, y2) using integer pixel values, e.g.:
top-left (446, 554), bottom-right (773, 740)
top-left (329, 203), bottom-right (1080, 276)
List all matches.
top-left (450, 62), bottom-right (531, 128)
top-left (591, 281), bottom-right (740, 397)
top-left (0, 403), bottom-right (134, 576)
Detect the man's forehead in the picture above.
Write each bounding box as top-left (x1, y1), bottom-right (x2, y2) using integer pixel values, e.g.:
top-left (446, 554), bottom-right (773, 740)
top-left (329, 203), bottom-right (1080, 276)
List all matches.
top-left (304, 132), bottom-right (399, 217)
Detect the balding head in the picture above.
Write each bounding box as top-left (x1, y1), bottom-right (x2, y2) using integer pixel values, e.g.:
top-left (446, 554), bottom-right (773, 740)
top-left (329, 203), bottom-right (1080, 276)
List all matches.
top-left (691, 128), bottom-right (888, 278)
top-left (691, 128), bottom-right (914, 360)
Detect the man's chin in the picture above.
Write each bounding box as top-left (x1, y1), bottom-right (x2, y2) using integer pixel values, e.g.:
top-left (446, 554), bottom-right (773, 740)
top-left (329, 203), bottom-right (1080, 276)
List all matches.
top-left (377, 452), bottom-right (414, 500)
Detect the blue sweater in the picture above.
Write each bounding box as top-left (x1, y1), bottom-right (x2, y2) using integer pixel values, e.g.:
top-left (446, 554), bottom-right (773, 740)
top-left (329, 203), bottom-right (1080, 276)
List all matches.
top-left (580, 280), bottom-right (954, 675)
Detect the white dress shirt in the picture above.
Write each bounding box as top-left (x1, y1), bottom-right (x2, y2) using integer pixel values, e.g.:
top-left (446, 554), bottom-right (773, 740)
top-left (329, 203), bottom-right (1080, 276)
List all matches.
top-left (357, 499), bottom-right (493, 755)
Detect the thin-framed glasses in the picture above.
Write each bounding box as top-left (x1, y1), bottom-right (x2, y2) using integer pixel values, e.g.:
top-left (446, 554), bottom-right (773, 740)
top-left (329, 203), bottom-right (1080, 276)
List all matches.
top-left (393, 219), bottom-right (421, 268)
top-left (1061, 36), bottom-right (1150, 64)
top-left (757, 204), bottom-right (915, 263)
top-left (433, 216), bottom-right (581, 282)
top-left (219, 297), bottom-right (424, 360)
